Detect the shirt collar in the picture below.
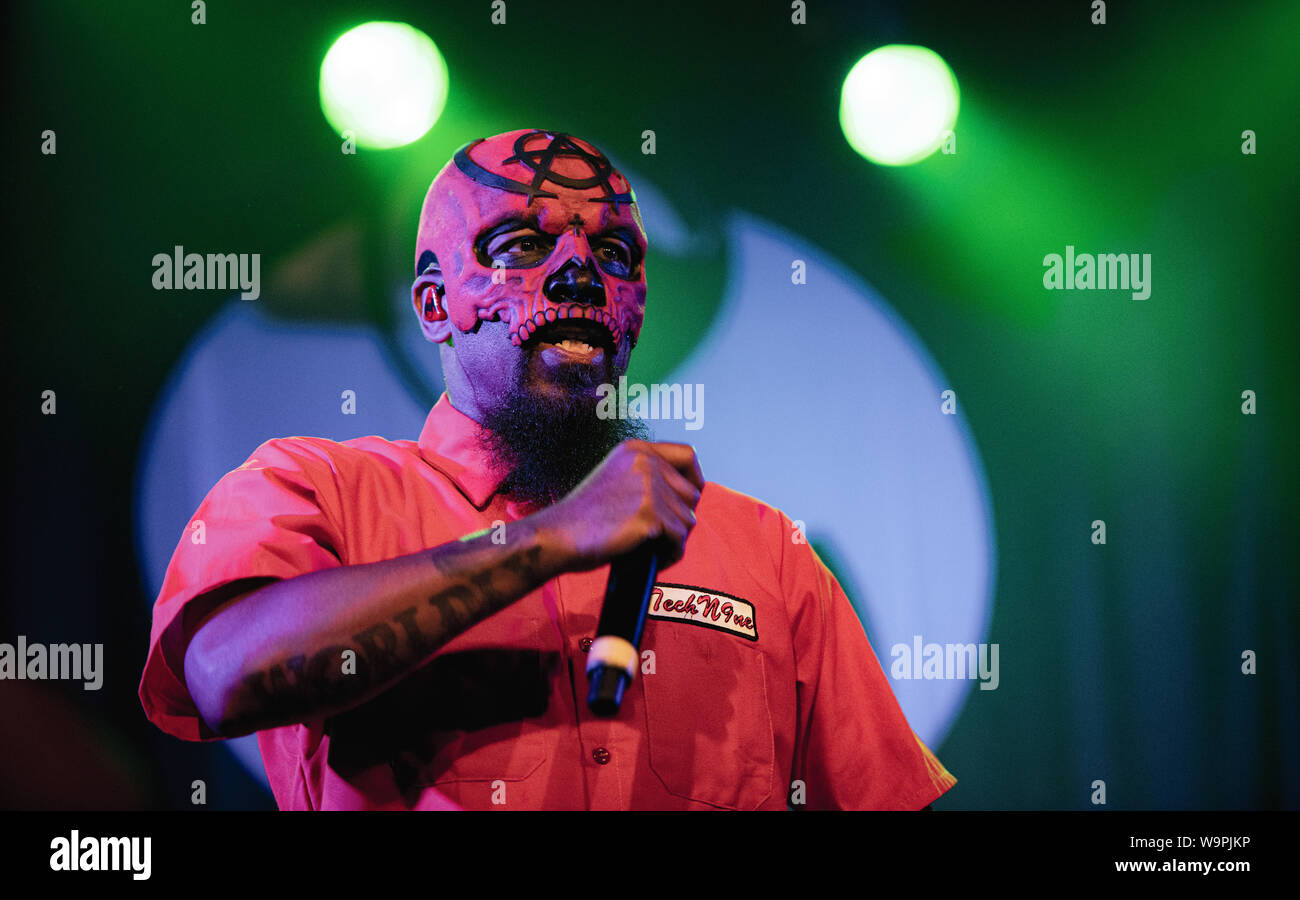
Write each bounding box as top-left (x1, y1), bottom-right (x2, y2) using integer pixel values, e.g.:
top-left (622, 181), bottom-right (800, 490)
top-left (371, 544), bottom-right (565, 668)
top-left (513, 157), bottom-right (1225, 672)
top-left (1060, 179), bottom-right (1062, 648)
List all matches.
top-left (417, 393), bottom-right (507, 509)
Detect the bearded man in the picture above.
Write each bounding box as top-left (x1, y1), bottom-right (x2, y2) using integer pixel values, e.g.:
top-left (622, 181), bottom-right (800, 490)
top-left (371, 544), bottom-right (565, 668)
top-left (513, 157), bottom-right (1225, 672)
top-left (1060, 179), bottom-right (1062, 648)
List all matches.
top-left (139, 129), bottom-right (956, 811)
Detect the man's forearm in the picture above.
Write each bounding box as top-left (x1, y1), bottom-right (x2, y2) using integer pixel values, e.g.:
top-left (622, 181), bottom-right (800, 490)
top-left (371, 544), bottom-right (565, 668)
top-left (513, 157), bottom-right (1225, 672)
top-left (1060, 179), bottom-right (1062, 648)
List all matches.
top-left (185, 518), bottom-right (569, 737)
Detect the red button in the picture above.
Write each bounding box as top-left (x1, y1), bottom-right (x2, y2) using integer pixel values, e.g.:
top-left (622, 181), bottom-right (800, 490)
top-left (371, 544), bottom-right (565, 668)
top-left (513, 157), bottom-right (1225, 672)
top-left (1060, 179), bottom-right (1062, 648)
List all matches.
top-left (592, 747), bottom-right (611, 765)
top-left (579, 637), bottom-right (593, 652)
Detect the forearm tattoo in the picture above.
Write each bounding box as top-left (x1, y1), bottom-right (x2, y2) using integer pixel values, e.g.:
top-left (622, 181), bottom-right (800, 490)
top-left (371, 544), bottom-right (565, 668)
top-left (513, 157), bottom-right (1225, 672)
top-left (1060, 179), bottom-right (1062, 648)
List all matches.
top-left (226, 541), bottom-right (547, 733)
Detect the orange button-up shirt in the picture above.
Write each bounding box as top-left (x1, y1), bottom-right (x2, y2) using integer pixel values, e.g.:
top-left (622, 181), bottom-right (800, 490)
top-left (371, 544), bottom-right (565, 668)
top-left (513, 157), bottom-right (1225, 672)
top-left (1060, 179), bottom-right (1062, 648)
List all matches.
top-left (140, 394), bottom-right (956, 810)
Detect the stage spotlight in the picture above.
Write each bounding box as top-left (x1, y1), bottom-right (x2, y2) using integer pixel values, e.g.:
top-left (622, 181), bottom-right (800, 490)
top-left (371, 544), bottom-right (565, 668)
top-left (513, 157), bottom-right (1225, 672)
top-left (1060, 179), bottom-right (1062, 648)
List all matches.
top-left (840, 45), bottom-right (960, 166)
top-left (319, 21), bottom-right (448, 149)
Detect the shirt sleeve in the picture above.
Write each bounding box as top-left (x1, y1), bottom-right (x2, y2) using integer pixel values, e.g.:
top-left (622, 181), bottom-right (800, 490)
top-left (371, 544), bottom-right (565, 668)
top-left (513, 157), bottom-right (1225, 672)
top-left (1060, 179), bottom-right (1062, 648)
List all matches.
top-left (138, 438), bottom-right (348, 742)
top-left (782, 513), bottom-right (958, 810)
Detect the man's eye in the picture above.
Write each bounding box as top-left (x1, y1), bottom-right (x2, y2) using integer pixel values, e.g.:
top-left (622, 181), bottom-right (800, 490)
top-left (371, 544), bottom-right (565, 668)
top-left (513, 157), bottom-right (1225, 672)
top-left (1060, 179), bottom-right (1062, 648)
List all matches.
top-left (492, 234), bottom-right (553, 264)
top-left (597, 242), bottom-right (631, 266)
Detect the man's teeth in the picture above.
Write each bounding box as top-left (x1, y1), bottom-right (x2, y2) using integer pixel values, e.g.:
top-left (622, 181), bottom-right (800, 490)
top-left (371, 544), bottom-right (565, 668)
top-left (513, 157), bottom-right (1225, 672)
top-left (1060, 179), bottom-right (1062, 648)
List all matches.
top-left (556, 339), bottom-right (594, 352)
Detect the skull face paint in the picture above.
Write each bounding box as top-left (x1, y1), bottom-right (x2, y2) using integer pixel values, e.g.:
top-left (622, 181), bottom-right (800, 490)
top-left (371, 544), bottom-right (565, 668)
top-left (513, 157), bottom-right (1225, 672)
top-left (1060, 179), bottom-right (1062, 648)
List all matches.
top-left (414, 130), bottom-right (648, 360)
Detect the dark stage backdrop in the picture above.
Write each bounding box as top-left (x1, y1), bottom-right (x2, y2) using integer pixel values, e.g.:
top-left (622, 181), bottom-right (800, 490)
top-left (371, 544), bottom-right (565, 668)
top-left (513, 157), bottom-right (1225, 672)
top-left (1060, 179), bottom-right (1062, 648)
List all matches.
top-left (3, 0), bottom-right (1296, 811)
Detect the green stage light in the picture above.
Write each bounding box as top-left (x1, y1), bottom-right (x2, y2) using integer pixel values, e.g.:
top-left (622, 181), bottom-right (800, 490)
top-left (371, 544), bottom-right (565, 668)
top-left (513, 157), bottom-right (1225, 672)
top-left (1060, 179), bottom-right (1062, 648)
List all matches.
top-left (319, 22), bottom-right (448, 150)
top-left (840, 45), bottom-right (960, 166)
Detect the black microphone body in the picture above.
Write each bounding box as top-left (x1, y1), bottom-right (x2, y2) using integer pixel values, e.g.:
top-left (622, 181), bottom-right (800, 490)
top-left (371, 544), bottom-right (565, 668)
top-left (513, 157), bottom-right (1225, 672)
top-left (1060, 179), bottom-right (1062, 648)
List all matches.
top-left (586, 541), bottom-right (663, 716)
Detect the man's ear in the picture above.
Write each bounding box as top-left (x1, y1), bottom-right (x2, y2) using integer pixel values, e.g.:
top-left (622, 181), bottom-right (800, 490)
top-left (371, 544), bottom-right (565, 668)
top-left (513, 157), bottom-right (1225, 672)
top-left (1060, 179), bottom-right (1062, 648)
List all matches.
top-left (411, 266), bottom-right (453, 344)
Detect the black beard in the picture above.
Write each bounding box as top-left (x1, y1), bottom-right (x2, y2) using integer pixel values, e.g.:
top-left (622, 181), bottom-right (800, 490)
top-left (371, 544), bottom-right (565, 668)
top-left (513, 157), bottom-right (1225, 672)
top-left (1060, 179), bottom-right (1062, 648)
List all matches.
top-left (478, 355), bottom-right (648, 507)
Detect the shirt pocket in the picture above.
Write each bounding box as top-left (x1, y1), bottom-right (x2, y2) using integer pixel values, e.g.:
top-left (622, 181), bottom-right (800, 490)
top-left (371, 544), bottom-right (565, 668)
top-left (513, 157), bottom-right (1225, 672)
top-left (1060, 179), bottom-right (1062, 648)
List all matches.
top-left (638, 622), bottom-right (775, 809)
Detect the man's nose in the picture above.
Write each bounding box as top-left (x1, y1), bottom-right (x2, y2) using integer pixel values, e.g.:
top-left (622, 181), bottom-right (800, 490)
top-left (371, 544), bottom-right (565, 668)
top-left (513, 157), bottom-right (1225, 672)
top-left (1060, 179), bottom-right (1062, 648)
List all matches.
top-left (543, 258), bottom-right (606, 306)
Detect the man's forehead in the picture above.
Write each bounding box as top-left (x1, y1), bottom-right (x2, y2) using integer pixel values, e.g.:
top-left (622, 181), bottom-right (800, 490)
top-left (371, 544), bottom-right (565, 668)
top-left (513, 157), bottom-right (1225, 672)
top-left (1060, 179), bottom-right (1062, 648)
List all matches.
top-left (454, 130), bottom-right (635, 204)
top-left (436, 131), bottom-right (641, 224)
top-left (478, 201), bottom-right (644, 240)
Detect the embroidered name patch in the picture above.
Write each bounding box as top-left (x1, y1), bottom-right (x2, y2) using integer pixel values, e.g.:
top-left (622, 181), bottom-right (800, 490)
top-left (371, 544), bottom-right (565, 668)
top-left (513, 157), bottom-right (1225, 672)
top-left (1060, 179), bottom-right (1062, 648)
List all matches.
top-left (647, 584), bottom-right (758, 641)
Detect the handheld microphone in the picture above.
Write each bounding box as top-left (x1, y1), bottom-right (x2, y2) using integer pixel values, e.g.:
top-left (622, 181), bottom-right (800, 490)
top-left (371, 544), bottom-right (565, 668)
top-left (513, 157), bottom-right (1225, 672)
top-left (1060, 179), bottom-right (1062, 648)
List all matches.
top-left (586, 540), bottom-right (664, 717)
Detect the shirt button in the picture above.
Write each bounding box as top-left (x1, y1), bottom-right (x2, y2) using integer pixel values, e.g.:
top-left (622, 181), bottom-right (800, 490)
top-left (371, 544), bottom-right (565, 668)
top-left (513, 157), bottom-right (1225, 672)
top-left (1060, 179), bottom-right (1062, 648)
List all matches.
top-left (592, 747), bottom-right (611, 765)
top-left (579, 637), bottom-right (593, 652)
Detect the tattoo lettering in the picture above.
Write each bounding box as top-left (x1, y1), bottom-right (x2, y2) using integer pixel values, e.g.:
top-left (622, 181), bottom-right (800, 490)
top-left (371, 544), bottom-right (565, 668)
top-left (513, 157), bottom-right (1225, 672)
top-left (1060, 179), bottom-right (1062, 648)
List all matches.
top-left (304, 644), bottom-right (353, 706)
top-left (391, 606), bottom-right (432, 659)
top-left (239, 653), bottom-right (306, 717)
top-left (428, 583), bottom-right (478, 638)
top-left (351, 621), bottom-right (406, 684)
top-left (232, 540), bottom-right (551, 731)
